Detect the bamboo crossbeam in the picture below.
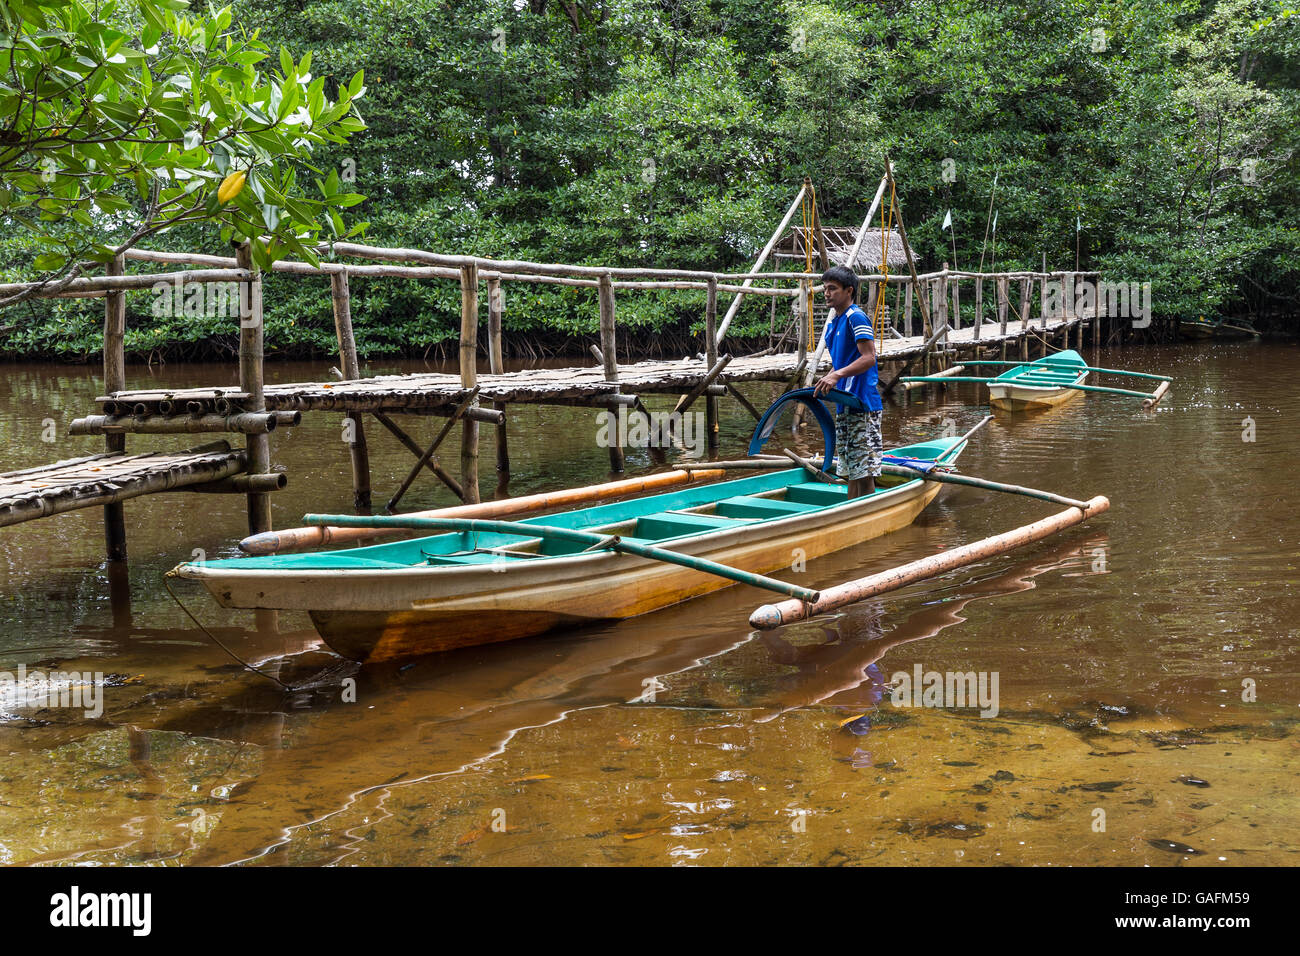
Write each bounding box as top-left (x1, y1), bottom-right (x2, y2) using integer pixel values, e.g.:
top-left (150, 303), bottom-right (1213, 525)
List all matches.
top-left (672, 354), bottom-right (732, 416)
top-left (125, 248), bottom-right (822, 284)
top-left (387, 386), bottom-right (480, 511)
top-left (321, 240), bottom-right (829, 284)
top-left (749, 496), bottom-right (1111, 629)
top-left (68, 411), bottom-right (297, 435)
top-left (0, 269), bottom-right (251, 300)
top-left (303, 513), bottom-right (822, 603)
top-left (186, 473), bottom-right (287, 494)
top-left (370, 411), bottom-right (465, 500)
top-left (111, 247), bottom-right (1094, 287)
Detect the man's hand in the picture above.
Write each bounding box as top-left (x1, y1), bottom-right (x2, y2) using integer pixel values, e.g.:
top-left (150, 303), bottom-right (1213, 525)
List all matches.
top-left (813, 370), bottom-right (842, 396)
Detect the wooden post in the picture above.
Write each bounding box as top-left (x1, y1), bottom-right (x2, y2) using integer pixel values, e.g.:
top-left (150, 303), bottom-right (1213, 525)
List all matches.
top-left (938, 268), bottom-right (950, 371)
top-left (330, 269), bottom-right (371, 514)
top-left (1067, 272), bottom-right (1076, 347)
top-left (705, 276), bottom-right (719, 453)
top-left (1039, 270), bottom-right (1050, 356)
top-left (235, 242), bottom-right (272, 535)
top-left (459, 263), bottom-right (481, 503)
top-left (768, 280), bottom-right (777, 346)
top-left (996, 276), bottom-right (1009, 360)
top-left (487, 276), bottom-right (509, 479)
top-left (598, 273), bottom-right (624, 473)
top-left (1075, 274), bottom-right (1085, 350)
top-left (1020, 277), bottom-right (1032, 361)
top-left (796, 279), bottom-right (810, 355)
top-left (891, 282), bottom-right (901, 339)
top-left (973, 276), bottom-right (983, 342)
top-left (903, 280), bottom-right (914, 338)
top-left (103, 254), bottom-right (127, 560)
top-left (950, 271), bottom-right (961, 335)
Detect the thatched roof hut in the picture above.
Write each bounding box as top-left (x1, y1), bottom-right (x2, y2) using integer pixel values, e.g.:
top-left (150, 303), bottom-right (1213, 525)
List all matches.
top-left (774, 225), bottom-right (908, 272)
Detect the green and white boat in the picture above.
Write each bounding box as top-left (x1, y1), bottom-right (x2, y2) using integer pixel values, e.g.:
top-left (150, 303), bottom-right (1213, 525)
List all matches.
top-left (176, 436), bottom-right (967, 663)
top-left (986, 350), bottom-right (1089, 411)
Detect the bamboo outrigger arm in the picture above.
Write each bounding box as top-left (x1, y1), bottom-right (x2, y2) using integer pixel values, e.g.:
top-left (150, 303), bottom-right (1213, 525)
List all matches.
top-left (896, 375), bottom-right (1164, 402)
top-left (956, 361), bottom-right (1172, 381)
top-left (302, 513), bottom-right (820, 604)
top-left (749, 495), bottom-right (1110, 629)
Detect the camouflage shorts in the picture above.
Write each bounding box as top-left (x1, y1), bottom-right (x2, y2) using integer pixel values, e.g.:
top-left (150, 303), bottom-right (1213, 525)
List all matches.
top-left (834, 410), bottom-right (883, 480)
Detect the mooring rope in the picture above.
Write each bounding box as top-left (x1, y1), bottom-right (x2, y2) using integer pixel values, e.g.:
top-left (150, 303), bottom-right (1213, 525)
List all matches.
top-left (872, 179), bottom-right (897, 344)
top-left (163, 567), bottom-right (295, 691)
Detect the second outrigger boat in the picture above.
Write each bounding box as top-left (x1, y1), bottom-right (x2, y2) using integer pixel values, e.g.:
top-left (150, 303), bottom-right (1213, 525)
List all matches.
top-left (176, 436), bottom-right (966, 663)
top-left (985, 350), bottom-right (1088, 411)
top-left (898, 349), bottom-right (1171, 410)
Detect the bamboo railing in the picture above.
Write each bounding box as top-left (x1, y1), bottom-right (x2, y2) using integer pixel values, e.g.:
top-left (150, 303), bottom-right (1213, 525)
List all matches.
top-left (0, 182), bottom-right (1103, 557)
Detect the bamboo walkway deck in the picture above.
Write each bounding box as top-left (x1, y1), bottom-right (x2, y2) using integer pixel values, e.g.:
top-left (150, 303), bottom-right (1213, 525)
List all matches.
top-left (0, 443), bottom-right (247, 527)
top-left (98, 317), bottom-right (1079, 415)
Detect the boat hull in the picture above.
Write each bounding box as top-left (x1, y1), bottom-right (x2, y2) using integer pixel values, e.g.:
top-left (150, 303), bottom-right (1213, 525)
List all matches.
top-left (191, 478), bottom-right (942, 663)
top-left (987, 373), bottom-right (1087, 411)
top-left (1178, 320), bottom-right (1257, 340)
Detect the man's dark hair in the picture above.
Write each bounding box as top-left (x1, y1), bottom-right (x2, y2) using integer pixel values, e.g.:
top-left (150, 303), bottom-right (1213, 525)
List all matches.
top-left (822, 265), bottom-right (859, 301)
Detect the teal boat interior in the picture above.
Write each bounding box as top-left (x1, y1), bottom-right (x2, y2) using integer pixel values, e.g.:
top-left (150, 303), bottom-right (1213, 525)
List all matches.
top-left (993, 349), bottom-right (1086, 387)
top-left (200, 436), bottom-right (965, 572)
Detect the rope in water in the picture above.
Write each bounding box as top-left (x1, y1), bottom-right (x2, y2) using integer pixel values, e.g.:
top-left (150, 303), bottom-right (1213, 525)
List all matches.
top-left (163, 568), bottom-right (295, 691)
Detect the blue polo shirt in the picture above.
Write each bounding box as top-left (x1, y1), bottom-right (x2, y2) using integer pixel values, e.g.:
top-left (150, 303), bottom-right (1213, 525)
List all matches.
top-left (824, 303), bottom-right (882, 412)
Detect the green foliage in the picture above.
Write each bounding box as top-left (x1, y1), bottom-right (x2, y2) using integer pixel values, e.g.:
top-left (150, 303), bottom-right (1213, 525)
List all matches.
top-left (2, 0), bottom-right (1298, 361)
top-left (0, 0), bottom-right (368, 299)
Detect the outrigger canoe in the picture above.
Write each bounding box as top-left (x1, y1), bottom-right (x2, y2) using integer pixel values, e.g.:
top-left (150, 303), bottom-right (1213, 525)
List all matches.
top-left (176, 435), bottom-right (965, 663)
top-left (899, 350), bottom-right (1171, 409)
top-left (1178, 316), bottom-right (1259, 340)
top-left (985, 350), bottom-right (1088, 412)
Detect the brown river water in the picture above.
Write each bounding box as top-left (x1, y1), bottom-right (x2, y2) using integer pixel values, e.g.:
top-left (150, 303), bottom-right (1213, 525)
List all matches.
top-left (0, 341), bottom-right (1296, 866)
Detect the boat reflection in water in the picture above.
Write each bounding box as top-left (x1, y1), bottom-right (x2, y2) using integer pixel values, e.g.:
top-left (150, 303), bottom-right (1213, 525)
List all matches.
top-left (148, 532), bottom-right (1105, 865)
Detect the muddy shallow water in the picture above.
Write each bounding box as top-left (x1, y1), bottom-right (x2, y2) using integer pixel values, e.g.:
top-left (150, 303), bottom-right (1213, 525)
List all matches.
top-left (0, 341), bottom-right (1296, 866)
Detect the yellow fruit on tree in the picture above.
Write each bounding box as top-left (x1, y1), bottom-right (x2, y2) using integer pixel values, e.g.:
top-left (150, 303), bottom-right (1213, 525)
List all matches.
top-left (217, 170), bottom-right (247, 204)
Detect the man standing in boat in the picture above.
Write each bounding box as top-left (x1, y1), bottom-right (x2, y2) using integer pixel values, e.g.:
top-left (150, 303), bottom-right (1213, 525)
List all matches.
top-left (812, 265), bottom-right (883, 498)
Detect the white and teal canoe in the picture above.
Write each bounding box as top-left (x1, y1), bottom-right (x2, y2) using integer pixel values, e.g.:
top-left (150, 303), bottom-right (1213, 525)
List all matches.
top-left (898, 350), bottom-right (1171, 410)
top-left (985, 349), bottom-right (1089, 411)
top-left (176, 436), bottom-right (966, 663)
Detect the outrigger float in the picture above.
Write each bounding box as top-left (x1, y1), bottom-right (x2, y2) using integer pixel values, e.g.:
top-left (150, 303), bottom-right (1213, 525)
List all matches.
top-left (174, 399), bottom-right (1112, 663)
top-left (898, 349), bottom-right (1171, 410)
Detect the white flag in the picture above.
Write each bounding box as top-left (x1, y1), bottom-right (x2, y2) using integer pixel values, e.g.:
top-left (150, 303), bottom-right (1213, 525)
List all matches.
top-left (992, 210), bottom-right (998, 234)
top-left (1076, 215), bottom-right (1082, 233)
top-left (942, 209), bottom-right (952, 231)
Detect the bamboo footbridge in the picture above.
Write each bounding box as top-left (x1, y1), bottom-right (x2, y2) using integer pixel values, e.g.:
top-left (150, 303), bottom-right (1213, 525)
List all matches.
top-left (0, 443), bottom-right (251, 529)
top-left (1, 170), bottom-right (1097, 560)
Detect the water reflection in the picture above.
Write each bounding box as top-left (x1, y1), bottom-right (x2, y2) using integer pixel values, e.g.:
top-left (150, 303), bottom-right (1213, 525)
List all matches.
top-left (1, 341), bottom-right (1297, 865)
